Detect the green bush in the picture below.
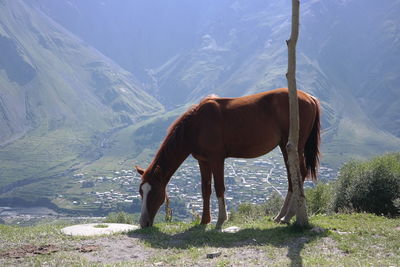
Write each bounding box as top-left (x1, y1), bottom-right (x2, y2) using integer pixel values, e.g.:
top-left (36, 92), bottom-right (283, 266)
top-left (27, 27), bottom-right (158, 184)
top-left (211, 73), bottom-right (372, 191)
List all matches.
top-left (104, 212), bottom-right (136, 224)
top-left (333, 153), bottom-right (400, 216)
top-left (265, 191), bottom-right (284, 215)
top-left (394, 198), bottom-right (400, 213)
top-left (305, 183), bottom-right (334, 215)
top-left (229, 192), bottom-right (284, 222)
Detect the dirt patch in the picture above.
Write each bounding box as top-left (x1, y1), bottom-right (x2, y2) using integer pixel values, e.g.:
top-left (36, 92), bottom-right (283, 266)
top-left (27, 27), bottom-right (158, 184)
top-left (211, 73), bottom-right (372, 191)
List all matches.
top-left (68, 235), bottom-right (273, 266)
top-left (70, 235), bottom-right (163, 264)
top-left (78, 245), bottom-right (100, 253)
top-left (0, 244), bottom-right (59, 259)
top-left (216, 247), bottom-right (271, 266)
top-left (0, 231), bottom-right (345, 265)
top-left (319, 237), bottom-right (345, 256)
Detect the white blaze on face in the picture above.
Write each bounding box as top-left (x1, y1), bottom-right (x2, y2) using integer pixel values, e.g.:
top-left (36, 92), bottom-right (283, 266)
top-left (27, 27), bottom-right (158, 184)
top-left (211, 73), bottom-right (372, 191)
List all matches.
top-left (140, 183), bottom-right (151, 221)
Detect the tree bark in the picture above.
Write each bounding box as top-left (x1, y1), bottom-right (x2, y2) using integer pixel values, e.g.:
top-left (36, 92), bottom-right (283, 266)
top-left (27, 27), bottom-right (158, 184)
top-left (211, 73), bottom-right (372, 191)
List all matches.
top-left (286, 0), bottom-right (308, 227)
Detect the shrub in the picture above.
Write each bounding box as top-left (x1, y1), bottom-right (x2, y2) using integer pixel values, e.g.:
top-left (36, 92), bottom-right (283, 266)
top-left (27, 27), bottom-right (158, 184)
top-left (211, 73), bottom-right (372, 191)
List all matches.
top-left (229, 192), bottom-right (284, 222)
top-left (235, 203), bottom-right (265, 222)
top-left (265, 191), bottom-right (284, 216)
top-left (165, 197), bottom-right (173, 223)
top-left (104, 212), bottom-right (136, 224)
top-left (305, 183), bottom-right (334, 215)
top-left (228, 203), bottom-right (264, 223)
top-left (393, 198), bottom-right (400, 213)
top-left (333, 153), bottom-right (400, 216)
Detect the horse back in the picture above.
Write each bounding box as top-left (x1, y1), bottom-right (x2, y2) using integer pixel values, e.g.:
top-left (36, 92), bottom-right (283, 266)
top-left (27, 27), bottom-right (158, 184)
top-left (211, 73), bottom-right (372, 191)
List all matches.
top-left (190, 88), bottom-right (318, 159)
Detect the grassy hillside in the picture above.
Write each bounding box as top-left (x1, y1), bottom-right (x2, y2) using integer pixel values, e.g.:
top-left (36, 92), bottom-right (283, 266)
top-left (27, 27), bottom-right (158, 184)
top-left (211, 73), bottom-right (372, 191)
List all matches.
top-left (0, 0), bottom-right (164, 196)
top-left (0, 108), bottom-right (184, 212)
top-left (1, 0), bottom-right (400, 214)
top-left (0, 213), bottom-right (399, 266)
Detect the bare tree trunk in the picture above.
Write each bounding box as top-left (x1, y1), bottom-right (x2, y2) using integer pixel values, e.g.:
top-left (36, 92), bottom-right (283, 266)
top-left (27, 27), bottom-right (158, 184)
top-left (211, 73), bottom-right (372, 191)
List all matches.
top-left (286, 0), bottom-right (308, 227)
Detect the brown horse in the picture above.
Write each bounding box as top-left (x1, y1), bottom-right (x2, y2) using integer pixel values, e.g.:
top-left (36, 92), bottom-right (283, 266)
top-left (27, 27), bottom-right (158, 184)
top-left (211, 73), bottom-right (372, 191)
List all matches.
top-left (135, 88), bottom-right (320, 228)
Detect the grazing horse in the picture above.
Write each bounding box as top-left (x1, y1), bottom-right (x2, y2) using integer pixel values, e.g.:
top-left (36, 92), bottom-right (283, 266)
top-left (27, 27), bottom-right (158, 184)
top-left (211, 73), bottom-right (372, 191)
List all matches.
top-left (135, 88), bottom-right (320, 228)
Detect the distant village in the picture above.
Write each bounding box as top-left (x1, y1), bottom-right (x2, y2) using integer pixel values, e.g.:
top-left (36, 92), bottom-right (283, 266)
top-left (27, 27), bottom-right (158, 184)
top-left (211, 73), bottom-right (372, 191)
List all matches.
top-left (70, 156), bottom-right (337, 219)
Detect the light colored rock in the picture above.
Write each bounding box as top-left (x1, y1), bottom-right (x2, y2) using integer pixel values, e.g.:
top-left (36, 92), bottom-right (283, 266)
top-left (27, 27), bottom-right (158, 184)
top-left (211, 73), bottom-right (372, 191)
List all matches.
top-left (334, 230), bottom-right (352, 235)
top-left (61, 223), bottom-right (138, 236)
top-left (222, 226), bottom-right (241, 233)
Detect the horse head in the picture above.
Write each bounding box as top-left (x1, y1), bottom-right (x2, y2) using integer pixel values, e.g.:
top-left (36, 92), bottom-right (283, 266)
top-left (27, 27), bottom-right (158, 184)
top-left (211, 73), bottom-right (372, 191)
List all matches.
top-left (135, 165), bottom-right (166, 228)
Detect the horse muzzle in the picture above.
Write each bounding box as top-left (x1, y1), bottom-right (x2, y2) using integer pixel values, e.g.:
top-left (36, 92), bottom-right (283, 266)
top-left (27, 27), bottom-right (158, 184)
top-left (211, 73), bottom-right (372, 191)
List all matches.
top-left (139, 215), bottom-right (153, 228)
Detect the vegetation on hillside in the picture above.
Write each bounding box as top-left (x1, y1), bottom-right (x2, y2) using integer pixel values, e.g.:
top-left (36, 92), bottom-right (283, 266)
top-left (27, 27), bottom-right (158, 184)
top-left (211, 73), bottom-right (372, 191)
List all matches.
top-left (0, 213), bottom-right (399, 266)
top-left (228, 153), bottom-right (400, 221)
top-left (104, 212), bottom-right (137, 225)
top-left (306, 153), bottom-right (400, 217)
top-left (2, 0), bottom-right (400, 212)
top-left (334, 153), bottom-right (400, 216)
top-left (1, 153), bottom-right (399, 265)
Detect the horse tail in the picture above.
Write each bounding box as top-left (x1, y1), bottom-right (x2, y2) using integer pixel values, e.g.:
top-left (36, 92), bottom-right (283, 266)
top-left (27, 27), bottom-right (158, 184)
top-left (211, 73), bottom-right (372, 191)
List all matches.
top-left (304, 97), bottom-right (321, 181)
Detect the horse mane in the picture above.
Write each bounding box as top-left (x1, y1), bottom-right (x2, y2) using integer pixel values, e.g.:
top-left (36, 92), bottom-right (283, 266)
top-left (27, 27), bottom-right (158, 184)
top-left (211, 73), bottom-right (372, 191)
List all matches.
top-left (153, 95), bottom-right (218, 172)
top-left (166, 105), bottom-right (198, 140)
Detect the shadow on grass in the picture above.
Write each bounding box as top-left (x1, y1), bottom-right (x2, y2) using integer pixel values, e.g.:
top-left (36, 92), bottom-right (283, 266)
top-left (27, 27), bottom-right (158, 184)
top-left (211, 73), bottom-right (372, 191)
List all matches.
top-left (129, 222), bottom-right (327, 267)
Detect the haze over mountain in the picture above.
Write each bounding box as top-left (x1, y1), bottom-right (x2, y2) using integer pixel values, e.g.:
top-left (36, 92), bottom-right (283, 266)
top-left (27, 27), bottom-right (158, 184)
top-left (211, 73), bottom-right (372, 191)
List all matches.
top-left (0, 0), bottom-right (399, 211)
top-left (38, 0), bottom-right (400, 160)
top-left (0, 0), bottom-right (163, 195)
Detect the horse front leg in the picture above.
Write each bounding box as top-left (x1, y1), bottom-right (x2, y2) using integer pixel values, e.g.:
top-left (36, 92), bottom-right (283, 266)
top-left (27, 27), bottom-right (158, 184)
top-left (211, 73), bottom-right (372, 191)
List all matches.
top-left (211, 158), bottom-right (227, 229)
top-left (199, 160), bottom-right (212, 225)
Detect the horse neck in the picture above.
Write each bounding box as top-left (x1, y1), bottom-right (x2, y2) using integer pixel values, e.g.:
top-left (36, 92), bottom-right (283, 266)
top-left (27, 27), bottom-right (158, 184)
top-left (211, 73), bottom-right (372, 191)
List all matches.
top-left (150, 137), bottom-right (190, 185)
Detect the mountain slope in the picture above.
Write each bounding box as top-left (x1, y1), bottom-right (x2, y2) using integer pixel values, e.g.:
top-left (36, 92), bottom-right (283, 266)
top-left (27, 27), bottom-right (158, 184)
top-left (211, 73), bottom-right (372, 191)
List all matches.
top-left (38, 0), bottom-right (400, 146)
top-left (0, 0), bottom-right (163, 189)
top-left (1, 0), bottom-right (399, 212)
top-left (139, 0), bottom-right (400, 165)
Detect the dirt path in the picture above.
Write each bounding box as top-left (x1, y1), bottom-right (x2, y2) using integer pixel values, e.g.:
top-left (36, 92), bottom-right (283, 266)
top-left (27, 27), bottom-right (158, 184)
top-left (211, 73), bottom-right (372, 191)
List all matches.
top-left (69, 235), bottom-right (275, 266)
top-left (1, 233), bottom-right (344, 266)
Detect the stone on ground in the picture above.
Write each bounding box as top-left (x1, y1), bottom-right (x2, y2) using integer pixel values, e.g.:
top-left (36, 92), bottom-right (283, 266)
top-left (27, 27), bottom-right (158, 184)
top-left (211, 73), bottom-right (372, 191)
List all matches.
top-left (222, 226), bottom-right (241, 233)
top-left (206, 251), bottom-right (222, 259)
top-left (61, 223), bottom-right (138, 236)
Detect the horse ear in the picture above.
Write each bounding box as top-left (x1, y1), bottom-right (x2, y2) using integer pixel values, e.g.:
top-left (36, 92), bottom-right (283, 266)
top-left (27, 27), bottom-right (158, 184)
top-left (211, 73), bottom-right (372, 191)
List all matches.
top-left (135, 166), bottom-right (145, 176)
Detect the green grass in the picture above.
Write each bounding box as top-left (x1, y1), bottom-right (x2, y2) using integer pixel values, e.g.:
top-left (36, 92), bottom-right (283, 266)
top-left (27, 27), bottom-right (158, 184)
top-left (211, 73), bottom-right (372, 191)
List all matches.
top-left (104, 212), bottom-right (138, 224)
top-left (0, 0), bottom-right (164, 211)
top-left (0, 213), bottom-right (399, 266)
top-left (93, 224), bottom-right (109, 228)
top-left (0, 108), bottom-right (177, 213)
top-left (132, 213), bottom-right (400, 266)
top-left (0, 223), bottom-right (71, 251)
top-left (310, 213), bottom-right (400, 265)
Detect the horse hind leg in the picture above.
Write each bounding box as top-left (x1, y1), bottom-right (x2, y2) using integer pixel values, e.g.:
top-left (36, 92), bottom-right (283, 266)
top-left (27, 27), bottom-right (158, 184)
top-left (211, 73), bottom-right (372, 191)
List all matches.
top-left (199, 160), bottom-right (212, 225)
top-left (210, 158), bottom-right (227, 229)
top-left (277, 146), bottom-right (308, 224)
top-left (274, 145), bottom-right (293, 223)
top-left (274, 193), bottom-right (293, 223)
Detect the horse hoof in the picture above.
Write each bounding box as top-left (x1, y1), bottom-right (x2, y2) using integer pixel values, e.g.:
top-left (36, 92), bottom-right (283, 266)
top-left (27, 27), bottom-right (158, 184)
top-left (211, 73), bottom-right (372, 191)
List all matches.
top-left (273, 216), bottom-right (282, 223)
top-left (279, 219), bottom-right (291, 225)
top-left (215, 222), bottom-right (224, 230)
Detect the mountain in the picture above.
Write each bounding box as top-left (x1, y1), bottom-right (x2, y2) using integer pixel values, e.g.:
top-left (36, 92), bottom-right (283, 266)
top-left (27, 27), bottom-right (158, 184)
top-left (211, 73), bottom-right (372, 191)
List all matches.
top-left (0, 0), bottom-right (163, 192)
top-left (1, 0), bottom-right (399, 213)
top-left (38, 0), bottom-right (400, 162)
